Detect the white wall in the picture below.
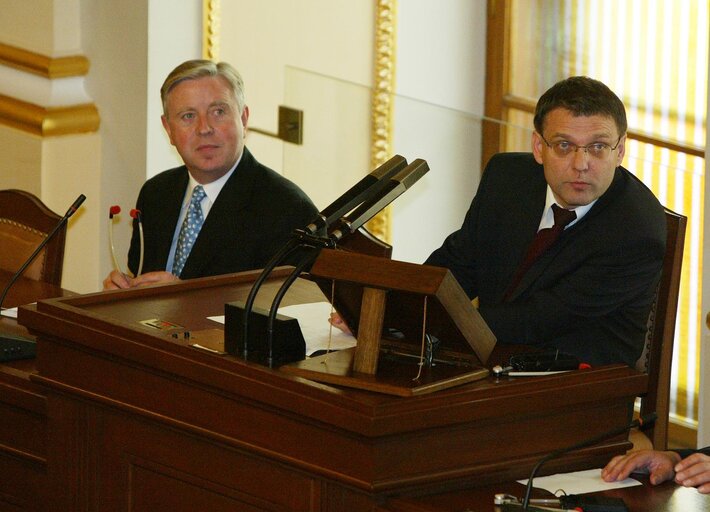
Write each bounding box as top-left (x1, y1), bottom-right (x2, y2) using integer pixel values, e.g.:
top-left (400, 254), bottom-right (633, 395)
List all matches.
top-left (391, 0), bottom-right (487, 264)
top-left (217, 0), bottom-right (487, 266)
top-left (218, 0), bottom-right (376, 207)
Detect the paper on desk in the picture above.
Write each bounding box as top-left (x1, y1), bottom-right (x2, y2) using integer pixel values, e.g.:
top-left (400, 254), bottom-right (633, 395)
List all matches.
top-left (0, 307), bottom-right (18, 319)
top-left (518, 468), bottom-right (642, 495)
top-left (207, 302), bottom-right (357, 356)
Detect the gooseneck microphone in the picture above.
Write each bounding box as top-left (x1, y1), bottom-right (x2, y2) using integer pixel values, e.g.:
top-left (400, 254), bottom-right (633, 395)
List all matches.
top-left (130, 209), bottom-right (144, 276)
top-left (240, 155), bottom-right (408, 360)
top-left (0, 194), bottom-right (86, 361)
top-left (520, 412), bottom-right (657, 510)
top-left (261, 158), bottom-right (430, 366)
top-left (108, 205), bottom-right (124, 274)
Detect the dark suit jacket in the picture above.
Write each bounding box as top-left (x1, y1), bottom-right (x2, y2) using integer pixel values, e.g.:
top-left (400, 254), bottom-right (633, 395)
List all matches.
top-left (675, 447), bottom-right (710, 458)
top-left (426, 152), bottom-right (666, 367)
top-left (128, 147), bottom-right (318, 279)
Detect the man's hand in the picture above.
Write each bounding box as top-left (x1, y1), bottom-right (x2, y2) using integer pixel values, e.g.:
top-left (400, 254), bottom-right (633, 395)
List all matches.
top-left (328, 312), bottom-right (352, 335)
top-left (103, 270), bottom-right (179, 290)
top-left (674, 452), bottom-right (710, 494)
top-left (602, 449), bottom-right (681, 486)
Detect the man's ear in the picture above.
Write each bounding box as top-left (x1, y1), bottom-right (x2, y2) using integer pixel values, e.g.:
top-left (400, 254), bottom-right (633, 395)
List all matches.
top-left (532, 131), bottom-right (545, 164)
top-left (615, 135), bottom-right (626, 165)
top-left (240, 105), bottom-right (250, 129)
top-left (161, 115), bottom-right (175, 145)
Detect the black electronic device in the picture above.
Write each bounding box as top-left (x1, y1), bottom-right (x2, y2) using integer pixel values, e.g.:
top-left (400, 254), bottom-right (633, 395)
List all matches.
top-left (224, 301), bottom-right (306, 366)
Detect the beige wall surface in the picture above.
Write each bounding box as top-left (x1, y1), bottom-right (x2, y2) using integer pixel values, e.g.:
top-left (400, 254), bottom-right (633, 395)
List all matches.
top-left (219, 0), bottom-right (376, 209)
top-left (218, 0), bottom-right (487, 266)
top-left (0, 0), bottom-right (81, 56)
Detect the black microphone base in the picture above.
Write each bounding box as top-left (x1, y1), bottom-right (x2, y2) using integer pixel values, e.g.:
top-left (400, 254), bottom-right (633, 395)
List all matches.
top-left (0, 333), bottom-right (36, 362)
top-left (224, 301), bottom-right (306, 366)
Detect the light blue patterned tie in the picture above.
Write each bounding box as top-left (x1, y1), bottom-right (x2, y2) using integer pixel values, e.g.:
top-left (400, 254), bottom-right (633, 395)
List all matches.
top-left (172, 185), bottom-right (206, 277)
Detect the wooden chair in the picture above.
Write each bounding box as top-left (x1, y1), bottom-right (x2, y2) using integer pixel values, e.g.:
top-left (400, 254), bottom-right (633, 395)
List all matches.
top-left (0, 189), bottom-right (67, 286)
top-left (635, 208), bottom-right (687, 449)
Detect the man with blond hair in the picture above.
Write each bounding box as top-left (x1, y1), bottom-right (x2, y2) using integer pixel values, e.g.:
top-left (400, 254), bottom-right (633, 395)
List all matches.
top-left (104, 60), bottom-right (317, 289)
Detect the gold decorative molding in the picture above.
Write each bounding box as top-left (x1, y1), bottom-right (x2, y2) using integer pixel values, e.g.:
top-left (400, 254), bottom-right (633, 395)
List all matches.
top-left (0, 42), bottom-right (89, 78)
top-left (366, 0), bottom-right (397, 243)
top-left (0, 94), bottom-right (99, 136)
top-left (202, 0), bottom-right (221, 61)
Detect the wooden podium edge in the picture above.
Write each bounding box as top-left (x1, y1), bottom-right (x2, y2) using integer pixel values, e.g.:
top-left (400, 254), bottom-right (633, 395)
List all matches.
top-left (281, 347), bottom-right (489, 397)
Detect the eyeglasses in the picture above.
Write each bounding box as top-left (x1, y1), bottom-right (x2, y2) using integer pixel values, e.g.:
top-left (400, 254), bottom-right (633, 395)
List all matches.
top-left (540, 134), bottom-right (622, 159)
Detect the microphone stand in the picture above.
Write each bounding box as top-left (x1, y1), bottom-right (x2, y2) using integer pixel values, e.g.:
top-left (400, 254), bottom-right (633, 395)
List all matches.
top-left (241, 155), bottom-right (408, 359)
top-left (241, 232), bottom-right (333, 360)
top-left (261, 159), bottom-right (430, 367)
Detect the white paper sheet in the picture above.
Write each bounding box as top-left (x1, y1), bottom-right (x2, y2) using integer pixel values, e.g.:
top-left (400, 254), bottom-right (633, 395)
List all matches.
top-left (0, 307), bottom-right (18, 319)
top-left (207, 301), bottom-right (356, 356)
top-left (518, 468), bottom-right (642, 495)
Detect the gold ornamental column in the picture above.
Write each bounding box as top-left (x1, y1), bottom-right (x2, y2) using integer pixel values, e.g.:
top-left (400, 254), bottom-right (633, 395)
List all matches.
top-left (366, 0), bottom-right (397, 243)
top-left (203, 0), bottom-right (221, 61)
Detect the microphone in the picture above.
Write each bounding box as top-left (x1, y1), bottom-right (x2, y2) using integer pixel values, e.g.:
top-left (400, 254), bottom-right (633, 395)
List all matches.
top-left (240, 155), bottom-right (409, 359)
top-left (520, 412), bottom-right (657, 510)
top-left (258, 159), bottom-right (430, 366)
top-left (0, 194), bottom-right (86, 362)
top-left (329, 159), bottom-right (429, 242)
top-left (130, 209), bottom-right (144, 276)
top-left (108, 205), bottom-right (124, 274)
top-left (303, 154), bottom-right (408, 235)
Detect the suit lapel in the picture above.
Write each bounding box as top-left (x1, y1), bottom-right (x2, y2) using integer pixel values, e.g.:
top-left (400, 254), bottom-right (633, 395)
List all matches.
top-left (505, 166), bottom-right (626, 301)
top-left (181, 149), bottom-right (259, 277)
top-left (497, 167), bottom-right (547, 301)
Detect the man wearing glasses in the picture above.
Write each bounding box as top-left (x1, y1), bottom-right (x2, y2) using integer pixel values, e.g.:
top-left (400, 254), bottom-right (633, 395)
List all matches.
top-left (426, 76), bottom-right (666, 367)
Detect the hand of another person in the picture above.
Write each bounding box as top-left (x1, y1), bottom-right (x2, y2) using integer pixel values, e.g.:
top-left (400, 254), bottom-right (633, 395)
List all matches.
top-left (130, 271), bottom-right (180, 287)
top-left (601, 450), bottom-right (681, 486)
top-left (674, 453), bottom-right (710, 494)
top-left (103, 269), bottom-right (133, 290)
top-left (328, 312), bottom-right (352, 335)
top-left (103, 270), bottom-right (179, 290)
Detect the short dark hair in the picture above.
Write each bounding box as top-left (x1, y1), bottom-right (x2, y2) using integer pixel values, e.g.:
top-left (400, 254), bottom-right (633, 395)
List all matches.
top-left (160, 59), bottom-right (245, 116)
top-left (533, 76), bottom-right (627, 137)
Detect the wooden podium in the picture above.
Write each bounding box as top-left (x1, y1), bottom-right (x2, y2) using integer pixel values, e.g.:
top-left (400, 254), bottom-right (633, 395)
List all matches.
top-left (11, 270), bottom-right (648, 512)
top-left (282, 249), bottom-right (496, 396)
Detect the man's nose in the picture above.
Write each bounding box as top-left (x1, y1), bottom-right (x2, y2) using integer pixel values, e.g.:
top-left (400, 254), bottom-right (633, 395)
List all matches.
top-left (196, 115), bottom-right (213, 134)
top-left (572, 147), bottom-right (590, 171)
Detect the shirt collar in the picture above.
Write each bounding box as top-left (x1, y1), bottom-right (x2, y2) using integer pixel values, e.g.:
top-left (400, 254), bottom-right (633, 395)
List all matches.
top-left (183, 151), bottom-right (243, 208)
top-left (539, 186), bottom-right (596, 230)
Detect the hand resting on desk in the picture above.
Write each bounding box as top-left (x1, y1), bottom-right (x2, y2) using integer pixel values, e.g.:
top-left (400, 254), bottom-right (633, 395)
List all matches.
top-left (103, 270), bottom-right (179, 290)
top-left (602, 449), bottom-right (710, 493)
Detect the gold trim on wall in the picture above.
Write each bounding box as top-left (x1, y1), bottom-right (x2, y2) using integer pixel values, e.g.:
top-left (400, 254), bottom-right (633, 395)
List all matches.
top-left (0, 94), bottom-right (99, 136)
top-left (366, 0), bottom-right (397, 243)
top-left (0, 42), bottom-right (89, 79)
top-left (202, 0), bottom-right (221, 61)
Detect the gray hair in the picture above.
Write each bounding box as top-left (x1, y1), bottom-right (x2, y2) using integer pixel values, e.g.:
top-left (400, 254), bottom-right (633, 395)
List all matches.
top-left (160, 59), bottom-right (246, 116)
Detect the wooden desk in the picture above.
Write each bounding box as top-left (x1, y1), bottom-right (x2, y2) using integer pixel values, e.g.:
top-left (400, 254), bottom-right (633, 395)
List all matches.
top-left (0, 270), bottom-right (74, 512)
top-left (8, 269), bottom-right (649, 512)
top-left (384, 476), bottom-right (710, 511)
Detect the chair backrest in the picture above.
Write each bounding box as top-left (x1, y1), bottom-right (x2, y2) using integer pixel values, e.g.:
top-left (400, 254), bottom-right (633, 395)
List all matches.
top-left (636, 207), bottom-right (687, 449)
top-left (0, 189), bottom-right (66, 286)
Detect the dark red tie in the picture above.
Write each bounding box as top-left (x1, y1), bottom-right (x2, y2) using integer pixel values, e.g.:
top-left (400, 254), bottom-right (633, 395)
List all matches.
top-left (503, 204), bottom-right (577, 301)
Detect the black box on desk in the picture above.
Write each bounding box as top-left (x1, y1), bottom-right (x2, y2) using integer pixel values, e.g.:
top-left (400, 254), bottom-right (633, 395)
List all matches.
top-left (224, 301), bottom-right (306, 366)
